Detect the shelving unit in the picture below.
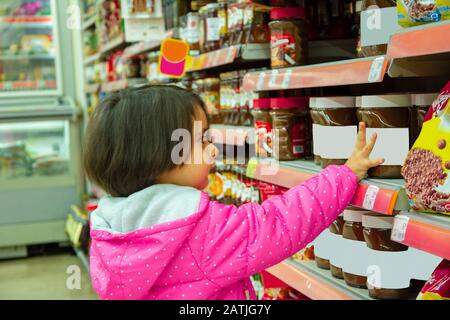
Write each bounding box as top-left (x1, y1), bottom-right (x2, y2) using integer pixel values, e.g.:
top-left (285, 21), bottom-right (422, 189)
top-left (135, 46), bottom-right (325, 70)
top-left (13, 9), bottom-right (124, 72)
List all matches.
top-left (189, 44), bottom-right (270, 72)
top-left (393, 212), bottom-right (450, 260)
top-left (243, 55), bottom-right (388, 91)
top-left (267, 259), bottom-right (372, 300)
top-left (247, 159), bottom-right (408, 215)
top-left (0, 80), bottom-right (57, 91)
top-left (82, 14), bottom-right (96, 31)
top-left (387, 20), bottom-right (450, 77)
top-left (83, 52), bottom-right (101, 66)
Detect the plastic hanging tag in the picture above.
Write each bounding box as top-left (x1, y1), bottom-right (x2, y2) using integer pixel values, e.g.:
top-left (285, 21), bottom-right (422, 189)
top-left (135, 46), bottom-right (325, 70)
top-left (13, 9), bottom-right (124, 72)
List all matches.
top-left (391, 215), bottom-right (409, 242)
top-left (363, 185), bottom-right (379, 210)
top-left (368, 56), bottom-right (385, 83)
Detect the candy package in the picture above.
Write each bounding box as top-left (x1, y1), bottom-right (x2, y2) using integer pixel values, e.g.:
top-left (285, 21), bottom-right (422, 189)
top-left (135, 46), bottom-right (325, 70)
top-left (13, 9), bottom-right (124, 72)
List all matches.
top-left (398, 0), bottom-right (450, 28)
top-left (417, 259), bottom-right (450, 300)
top-left (402, 81), bottom-right (450, 215)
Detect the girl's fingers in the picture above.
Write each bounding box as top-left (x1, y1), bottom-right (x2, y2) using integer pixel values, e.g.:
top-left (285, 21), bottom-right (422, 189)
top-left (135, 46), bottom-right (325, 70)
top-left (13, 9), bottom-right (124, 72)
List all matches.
top-left (368, 158), bottom-right (385, 168)
top-left (355, 122), bottom-right (367, 150)
top-left (363, 133), bottom-right (378, 156)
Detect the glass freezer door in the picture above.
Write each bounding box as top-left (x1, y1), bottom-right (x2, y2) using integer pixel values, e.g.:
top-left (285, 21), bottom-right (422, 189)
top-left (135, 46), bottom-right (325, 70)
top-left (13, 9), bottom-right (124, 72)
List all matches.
top-left (0, 0), bottom-right (60, 97)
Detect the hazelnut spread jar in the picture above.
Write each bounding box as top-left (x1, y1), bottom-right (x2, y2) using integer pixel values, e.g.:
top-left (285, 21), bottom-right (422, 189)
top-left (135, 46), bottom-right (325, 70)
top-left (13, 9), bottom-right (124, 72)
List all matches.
top-left (251, 98), bottom-right (272, 158)
top-left (362, 213), bottom-right (413, 300)
top-left (270, 97), bottom-right (311, 161)
top-left (342, 209), bottom-right (368, 289)
top-left (358, 94), bottom-right (412, 178)
top-left (362, 213), bottom-right (408, 253)
top-left (328, 213), bottom-right (345, 278)
top-left (310, 97), bottom-right (358, 168)
top-left (269, 7), bottom-right (308, 69)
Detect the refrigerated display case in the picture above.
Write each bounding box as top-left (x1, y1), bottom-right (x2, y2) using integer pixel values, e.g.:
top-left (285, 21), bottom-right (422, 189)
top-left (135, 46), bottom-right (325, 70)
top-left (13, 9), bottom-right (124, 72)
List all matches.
top-left (0, 0), bottom-right (83, 254)
top-left (0, 0), bottom-right (61, 97)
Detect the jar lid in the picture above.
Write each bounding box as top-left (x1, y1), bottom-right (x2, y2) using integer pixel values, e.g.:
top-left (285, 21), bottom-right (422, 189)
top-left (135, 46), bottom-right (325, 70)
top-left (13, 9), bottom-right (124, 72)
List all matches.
top-left (344, 209), bottom-right (365, 222)
top-left (270, 97), bottom-right (309, 109)
top-left (360, 94), bottom-right (412, 108)
top-left (270, 7), bottom-right (306, 20)
top-left (253, 98), bottom-right (271, 109)
top-left (310, 96), bottom-right (356, 109)
top-left (412, 93), bottom-right (439, 106)
top-left (362, 213), bottom-right (394, 229)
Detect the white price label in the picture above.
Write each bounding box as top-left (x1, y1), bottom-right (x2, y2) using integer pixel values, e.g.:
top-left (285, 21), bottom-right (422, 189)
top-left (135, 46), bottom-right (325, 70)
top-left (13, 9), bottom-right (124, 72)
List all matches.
top-left (282, 69), bottom-right (292, 89)
top-left (363, 185), bottom-right (379, 210)
top-left (268, 69), bottom-right (279, 89)
top-left (391, 215), bottom-right (409, 242)
top-left (256, 72), bottom-right (266, 91)
top-left (368, 56), bottom-right (385, 83)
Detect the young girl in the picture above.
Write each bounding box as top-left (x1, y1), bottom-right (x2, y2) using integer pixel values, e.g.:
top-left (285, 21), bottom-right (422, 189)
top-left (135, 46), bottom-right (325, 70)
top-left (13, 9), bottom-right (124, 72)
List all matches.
top-left (84, 85), bottom-right (384, 300)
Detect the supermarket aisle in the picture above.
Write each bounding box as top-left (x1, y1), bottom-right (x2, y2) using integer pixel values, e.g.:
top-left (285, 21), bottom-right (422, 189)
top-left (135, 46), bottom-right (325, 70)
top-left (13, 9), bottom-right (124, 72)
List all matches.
top-left (0, 254), bottom-right (98, 300)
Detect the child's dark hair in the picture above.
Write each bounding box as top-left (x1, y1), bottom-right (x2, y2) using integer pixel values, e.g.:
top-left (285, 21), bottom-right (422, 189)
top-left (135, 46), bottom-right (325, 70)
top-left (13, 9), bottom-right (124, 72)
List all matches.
top-left (83, 85), bottom-right (207, 197)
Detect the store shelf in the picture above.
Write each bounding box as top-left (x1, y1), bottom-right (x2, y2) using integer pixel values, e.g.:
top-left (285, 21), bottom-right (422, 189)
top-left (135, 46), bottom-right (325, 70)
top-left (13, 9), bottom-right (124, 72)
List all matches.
top-left (0, 15), bottom-right (52, 27)
top-left (250, 159), bottom-right (408, 215)
top-left (0, 54), bottom-right (55, 61)
top-left (266, 259), bottom-right (371, 300)
top-left (388, 20), bottom-right (450, 60)
top-left (189, 44), bottom-right (270, 72)
top-left (123, 39), bottom-right (162, 59)
top-left (209, 125), bottom-right (255, 146)
top-left (82, 14), bottom-right (97, 30)
top-left (243, 55), bottom-right (388, 91)
top-left (73, 246), bottom-right (90, 274)
top-left (83, 52), bottom-right (101, 66)
top-left (100, 35), bottom-right (126, 57)
top-left (387, 21), bottom-right (450, 78)
top-left (0, 175), bottom-right (75, 192)
top-left (392, 212), bottom-right (450, 260)
top-left (0, 80), bottom-right (57, 91)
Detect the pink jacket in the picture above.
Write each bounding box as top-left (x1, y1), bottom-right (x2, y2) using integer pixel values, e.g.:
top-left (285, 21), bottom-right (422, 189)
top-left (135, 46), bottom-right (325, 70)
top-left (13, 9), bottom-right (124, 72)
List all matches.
top-left (89, 165), bottom-right (358, 300)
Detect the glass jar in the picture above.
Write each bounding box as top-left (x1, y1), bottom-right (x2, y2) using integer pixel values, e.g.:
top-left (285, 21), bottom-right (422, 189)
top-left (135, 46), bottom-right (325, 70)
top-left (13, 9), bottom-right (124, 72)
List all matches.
top-left (239, 70), bottom-right (253, 127)
top-left (251, 98), bottom-right (272, 158)
top-left (270, 97), bottom-right (311, 161)
top-left (342, 209), bottom-right (367, 289)
top-left (362, 213), bottom-right (412, 300)
top-left (220, 72), bottom-right (232, 125)
top-left (205, 3), bottom-right (221, 52)
top-left (362, 213), bottom-right (408, 252)
top-left (186, 12), bottom-right (201, 56)
top-left (360, 0), bottom-right (396, 57)
top-left (328, 213), bottom-right (345, 278)
top-left (203, 78), bottom-right (222, 123)
top-left (310, 97), bottom-right (357, 168)
top-left (358, 94), bottom-right (412, 178)
top-left (243, 4), bottom-right (271, 44)
top-left (269, 7), bottom-right (308, 69)
top-left (199, 6), bottom-right (208, 53)
top-left (218, 0), bottom-right (229, 47)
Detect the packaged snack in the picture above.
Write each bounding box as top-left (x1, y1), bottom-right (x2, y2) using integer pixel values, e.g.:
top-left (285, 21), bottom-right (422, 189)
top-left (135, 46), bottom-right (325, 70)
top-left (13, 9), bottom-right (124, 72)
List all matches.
top-left (398, 0), bottom-right (450, 28)
top-left (402, 81), bottom-right (450, 215)
top-left (417, 259), bottom-right (450, 300)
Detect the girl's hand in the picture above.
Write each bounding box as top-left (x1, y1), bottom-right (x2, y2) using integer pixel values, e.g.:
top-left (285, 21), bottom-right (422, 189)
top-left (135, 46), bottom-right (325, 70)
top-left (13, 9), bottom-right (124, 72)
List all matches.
top-left (345, 122), bottom-right (385, 181)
